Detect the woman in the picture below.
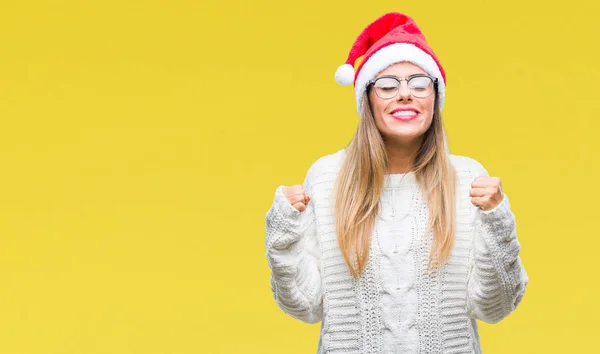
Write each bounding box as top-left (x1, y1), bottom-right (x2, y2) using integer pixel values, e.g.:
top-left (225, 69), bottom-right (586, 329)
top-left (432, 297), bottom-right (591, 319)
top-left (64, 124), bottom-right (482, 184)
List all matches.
top-left (265, 12), bottom-right (528, 354)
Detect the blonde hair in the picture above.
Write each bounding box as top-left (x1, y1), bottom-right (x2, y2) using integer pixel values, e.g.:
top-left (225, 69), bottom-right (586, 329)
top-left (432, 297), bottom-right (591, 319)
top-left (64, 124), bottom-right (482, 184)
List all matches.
top-left (334, 90), bottom-right (457, 279)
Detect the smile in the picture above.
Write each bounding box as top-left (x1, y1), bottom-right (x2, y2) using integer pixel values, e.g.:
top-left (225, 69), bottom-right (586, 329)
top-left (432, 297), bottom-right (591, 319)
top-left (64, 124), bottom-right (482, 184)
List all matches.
top-left (390, 110), bottom-right (419, 121)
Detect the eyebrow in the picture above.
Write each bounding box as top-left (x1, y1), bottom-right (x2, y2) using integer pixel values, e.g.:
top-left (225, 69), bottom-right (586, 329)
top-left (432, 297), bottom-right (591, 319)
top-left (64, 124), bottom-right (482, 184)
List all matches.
top-left (377, 73), bottom-right (428, 80)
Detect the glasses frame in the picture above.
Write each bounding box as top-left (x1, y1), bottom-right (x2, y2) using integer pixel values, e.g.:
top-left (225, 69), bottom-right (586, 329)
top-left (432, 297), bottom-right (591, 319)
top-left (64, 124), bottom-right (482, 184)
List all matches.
top-left (367, 74), bottom-right (438, 100)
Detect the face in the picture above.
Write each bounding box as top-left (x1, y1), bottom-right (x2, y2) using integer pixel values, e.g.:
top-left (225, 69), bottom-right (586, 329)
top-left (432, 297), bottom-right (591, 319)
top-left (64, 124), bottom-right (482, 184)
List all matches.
top-left (367, 62), bottom-right (436, 146)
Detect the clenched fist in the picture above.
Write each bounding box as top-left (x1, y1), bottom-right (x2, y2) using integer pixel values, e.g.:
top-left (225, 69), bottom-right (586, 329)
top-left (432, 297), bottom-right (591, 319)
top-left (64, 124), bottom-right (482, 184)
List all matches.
top-left (470, 176), bottom-right (504, 211)
top-left (282, 185), bottom-right (311, 212)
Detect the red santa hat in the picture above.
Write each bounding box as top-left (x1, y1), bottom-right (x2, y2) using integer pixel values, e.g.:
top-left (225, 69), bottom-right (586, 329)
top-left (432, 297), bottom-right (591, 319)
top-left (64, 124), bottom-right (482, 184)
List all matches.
top-left (335, 12), bottom-right (447, 114)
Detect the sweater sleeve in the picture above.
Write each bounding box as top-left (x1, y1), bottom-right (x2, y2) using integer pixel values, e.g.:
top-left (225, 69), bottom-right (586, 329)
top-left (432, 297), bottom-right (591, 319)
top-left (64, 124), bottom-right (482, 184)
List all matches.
top-left (466, 167), bottom-right (529, 324)
top-left (264, 176), bottom-right (322, 324)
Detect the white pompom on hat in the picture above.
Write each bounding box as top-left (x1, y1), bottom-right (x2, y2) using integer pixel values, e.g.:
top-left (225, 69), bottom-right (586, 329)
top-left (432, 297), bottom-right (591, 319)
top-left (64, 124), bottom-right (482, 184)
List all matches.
top-left (334, 63), bottom-right (355, 86)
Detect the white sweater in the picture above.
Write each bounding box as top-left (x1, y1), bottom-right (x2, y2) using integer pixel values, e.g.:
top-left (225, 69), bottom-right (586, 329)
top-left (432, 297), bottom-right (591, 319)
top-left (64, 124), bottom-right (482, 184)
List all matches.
top-left (265, 149), bottom-right (528, 354)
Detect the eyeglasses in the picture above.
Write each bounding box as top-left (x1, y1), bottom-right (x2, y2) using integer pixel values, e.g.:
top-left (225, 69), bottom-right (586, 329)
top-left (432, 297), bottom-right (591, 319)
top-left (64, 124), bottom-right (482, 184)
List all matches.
top-left (368, 74), bottom-right (437, 100)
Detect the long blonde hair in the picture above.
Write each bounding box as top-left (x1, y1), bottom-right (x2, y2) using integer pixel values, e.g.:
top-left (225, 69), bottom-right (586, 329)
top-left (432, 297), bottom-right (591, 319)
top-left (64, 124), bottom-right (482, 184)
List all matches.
top-left (334, 90), bottom-right (457, 279)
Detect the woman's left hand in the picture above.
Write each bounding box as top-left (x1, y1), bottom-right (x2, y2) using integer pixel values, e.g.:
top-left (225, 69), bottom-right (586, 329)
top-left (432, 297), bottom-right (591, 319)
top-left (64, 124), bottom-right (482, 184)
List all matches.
top-left (469, 176), bottom-right (504, 211)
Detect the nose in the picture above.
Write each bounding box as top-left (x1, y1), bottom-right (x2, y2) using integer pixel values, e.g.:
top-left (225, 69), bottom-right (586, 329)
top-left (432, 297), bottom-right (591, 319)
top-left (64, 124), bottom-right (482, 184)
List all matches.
top-left (396, 80), bottom-right (412, 102)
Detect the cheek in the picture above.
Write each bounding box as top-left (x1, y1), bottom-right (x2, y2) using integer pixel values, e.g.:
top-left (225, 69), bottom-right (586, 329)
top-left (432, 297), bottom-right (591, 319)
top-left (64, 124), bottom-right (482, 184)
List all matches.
top-left (421, 99), bottom-right (435, 124)
top-left (426, 96), bottom-right (436, 112)
top-left (423, 114), bottom-right (434, 130)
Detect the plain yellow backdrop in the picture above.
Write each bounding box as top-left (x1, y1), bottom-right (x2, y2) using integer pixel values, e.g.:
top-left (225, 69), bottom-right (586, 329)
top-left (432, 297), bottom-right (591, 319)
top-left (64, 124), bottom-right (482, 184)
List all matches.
top-left (0, 0), bottom-right (598, 353)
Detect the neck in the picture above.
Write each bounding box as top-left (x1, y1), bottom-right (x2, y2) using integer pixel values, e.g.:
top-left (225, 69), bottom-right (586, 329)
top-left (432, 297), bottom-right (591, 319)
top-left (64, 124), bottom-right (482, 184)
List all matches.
top-left (385, 138), bottom-right (422, 174)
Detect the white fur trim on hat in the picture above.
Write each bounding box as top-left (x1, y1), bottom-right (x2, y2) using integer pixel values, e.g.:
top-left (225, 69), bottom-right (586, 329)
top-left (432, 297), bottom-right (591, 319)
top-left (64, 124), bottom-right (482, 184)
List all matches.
top-left (334, 63), bottom-right (355, 86)
top-left (354, 43), bottom-right (446, 113)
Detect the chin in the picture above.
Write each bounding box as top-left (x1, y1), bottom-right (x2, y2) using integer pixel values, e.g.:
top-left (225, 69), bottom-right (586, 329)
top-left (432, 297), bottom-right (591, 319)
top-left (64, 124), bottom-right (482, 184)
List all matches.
top-left (388, 128), bottom-right (424, 139)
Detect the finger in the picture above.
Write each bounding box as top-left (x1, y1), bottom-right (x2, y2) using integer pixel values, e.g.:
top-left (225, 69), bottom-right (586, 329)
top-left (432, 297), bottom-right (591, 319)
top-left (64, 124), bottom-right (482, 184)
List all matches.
top-left (469, 187), bottom-right (497, 198)
top-left (305, 194), bottom-right (311, 204)
top-left (471, 177), bottom-right (490, 188)
top-left (469, 187), bottom-right (488, 198)
top-left (470, 196), bottom-right (489, 208)
top-left (288, 194), bottom-right (306, 205)
top-left (292, 201), bottom-right (306, 212)
top-left (470, 196), bottom-right (482, 208)
top-left (283, 185), bottom-right (303, 196)
top-left (472, 177), bottom-right (501, 189)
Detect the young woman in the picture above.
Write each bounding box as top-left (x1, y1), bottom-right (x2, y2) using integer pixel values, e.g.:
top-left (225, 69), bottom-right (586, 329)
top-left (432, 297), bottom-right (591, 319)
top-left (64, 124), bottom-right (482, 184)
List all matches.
top-left (265, 12), bottom-right (528, 354)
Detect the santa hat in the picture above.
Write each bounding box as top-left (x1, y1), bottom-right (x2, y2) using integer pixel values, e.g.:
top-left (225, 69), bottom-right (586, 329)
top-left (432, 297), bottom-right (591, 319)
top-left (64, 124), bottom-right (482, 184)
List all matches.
top-left (335, 12), bottom-right (447, 114)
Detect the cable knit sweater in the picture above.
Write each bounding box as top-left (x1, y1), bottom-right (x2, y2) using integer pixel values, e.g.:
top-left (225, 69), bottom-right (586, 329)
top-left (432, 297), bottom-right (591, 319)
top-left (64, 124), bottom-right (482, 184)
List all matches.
top-left (264, 149), bottom-right (528, 354)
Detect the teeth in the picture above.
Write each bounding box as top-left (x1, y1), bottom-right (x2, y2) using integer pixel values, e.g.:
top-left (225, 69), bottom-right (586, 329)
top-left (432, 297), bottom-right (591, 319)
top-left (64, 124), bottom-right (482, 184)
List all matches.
top-left (392, 111), bottom-right (417, 117)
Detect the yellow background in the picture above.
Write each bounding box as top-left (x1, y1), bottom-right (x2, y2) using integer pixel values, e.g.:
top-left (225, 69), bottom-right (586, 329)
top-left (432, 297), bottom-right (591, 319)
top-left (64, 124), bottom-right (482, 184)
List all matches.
top-left (0, 0), bottom-right (598, 353)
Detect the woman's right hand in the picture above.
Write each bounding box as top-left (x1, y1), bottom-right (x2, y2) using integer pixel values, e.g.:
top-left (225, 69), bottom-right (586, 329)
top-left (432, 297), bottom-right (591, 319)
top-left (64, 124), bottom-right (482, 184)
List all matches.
top-left (282, 185), bottom-right (310, 212)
